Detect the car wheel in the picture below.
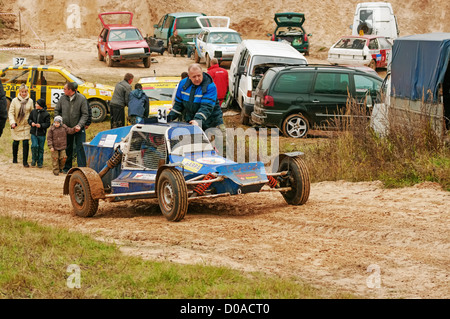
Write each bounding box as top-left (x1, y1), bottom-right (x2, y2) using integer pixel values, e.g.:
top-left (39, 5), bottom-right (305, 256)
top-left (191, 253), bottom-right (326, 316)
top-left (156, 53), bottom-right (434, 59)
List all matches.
top-left (368, 59), bottom-right (377, 70)
top-left (97, 49), bottom-right (104, 61)
top-left (143, 57), bottom-right (151, 68)
top-left (278, 156), bottom-right (310, 205)
top-left (194, 49), bottom-right (200, 63)
top-left (69, 170), bottom-right (99, 217)
top-left (157, 168), bottom-right (188, 222)
top-left (206, 54), bottom-right (211, 68)
top-left (105, 54), bottom-right (114, 67)
top-left (89, 100), bottom-right (107, 123)
top-left (282, 113), bottom-right (309, 138)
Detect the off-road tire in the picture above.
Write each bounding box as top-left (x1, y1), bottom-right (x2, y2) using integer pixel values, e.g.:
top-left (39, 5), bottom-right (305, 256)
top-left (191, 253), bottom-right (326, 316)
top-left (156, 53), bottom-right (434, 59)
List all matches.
top-left (282, 113), bottom-right (309, 138)
top-left (98, 49), bottom-right (104, 61)
top-left (194, 49), bottom-right (200, 63)
top-left (69, 170), bottom-right (99, 217)
top-left (143, 57), bottom-right (151, 68)
top-left (157, 168), bottom-right (188, 222)
top-left (278, 156), bottom-right (310, 205)
top-left (105, 54), bottom-right (114, 67)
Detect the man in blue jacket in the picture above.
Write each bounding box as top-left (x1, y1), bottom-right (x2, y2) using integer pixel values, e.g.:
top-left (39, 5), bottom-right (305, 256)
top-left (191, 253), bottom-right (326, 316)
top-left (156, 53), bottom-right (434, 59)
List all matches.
top-left (168, 63), bottom-right (226, 154)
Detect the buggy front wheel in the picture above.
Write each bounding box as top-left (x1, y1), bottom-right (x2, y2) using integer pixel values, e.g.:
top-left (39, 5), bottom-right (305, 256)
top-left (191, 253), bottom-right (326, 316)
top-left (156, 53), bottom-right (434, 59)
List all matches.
top-left (157, 168), bottom-right (188, 222)
top-left (278, 156), bottom-right (310, 205)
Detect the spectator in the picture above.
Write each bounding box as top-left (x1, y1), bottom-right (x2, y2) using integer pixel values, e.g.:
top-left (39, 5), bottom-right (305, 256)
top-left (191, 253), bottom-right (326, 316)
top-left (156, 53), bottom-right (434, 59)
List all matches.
top-left (110, 73), bottom-right (134, 128)
top-left (8, 84), bottom-right (33, 167)
top-left (128, 83), bottom-right (149, 125)
top-left (54, 81), bottom-right (89, 173)
top-left (28, 98), bottom-right (50, 168)
top-left (169, 30), bottom-right (186, 57)
top-left (0, 81), bottom-right (7, 137)
top-left (168, 63), bottom-right (226, 154)
top-left (47, 116), bottom-right (77, 176)
top-left (207, 58), bottom-right (229, 106)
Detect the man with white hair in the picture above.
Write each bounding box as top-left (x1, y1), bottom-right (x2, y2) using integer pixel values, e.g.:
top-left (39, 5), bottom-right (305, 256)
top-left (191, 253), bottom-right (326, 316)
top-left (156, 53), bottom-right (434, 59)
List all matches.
top-left (168, 63), bottom-right (226, 154)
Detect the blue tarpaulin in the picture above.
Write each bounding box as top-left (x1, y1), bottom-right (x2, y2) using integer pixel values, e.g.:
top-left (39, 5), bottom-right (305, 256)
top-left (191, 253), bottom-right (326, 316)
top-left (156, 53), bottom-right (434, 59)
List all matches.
top-left (391, 33), bottom-right (450, 102)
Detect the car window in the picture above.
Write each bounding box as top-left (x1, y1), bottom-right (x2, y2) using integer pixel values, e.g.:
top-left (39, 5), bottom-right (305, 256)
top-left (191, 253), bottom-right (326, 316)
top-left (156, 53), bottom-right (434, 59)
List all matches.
top-left (39, 71), bottom-right (68, 86)
top-left (314, 72), bottom-right (350, 95)
top-left (157, 15), bottom-right (166, 28)
top-left (209, 32), bottom-right (241, 44)
top-left (163, 16), bottom-right (174, 29)
top-left (273, 72), bottom-right (314, 94)
top-left (2, 69), bottom-right (29, 84)
top-left (258, 69), bottom-right (277, 91)
top-left (109, 29), bottom-right (143, 41)
top-left (354, 74), bottom-right (381, 93)
top-left (251, 56), bottom-right (307, 71)
top-left (368, 39), bottom-right (379, 50)
top-left (334, 38), bottom-right (365, 49)
top-left (176, 17), bottom-right (201, 29)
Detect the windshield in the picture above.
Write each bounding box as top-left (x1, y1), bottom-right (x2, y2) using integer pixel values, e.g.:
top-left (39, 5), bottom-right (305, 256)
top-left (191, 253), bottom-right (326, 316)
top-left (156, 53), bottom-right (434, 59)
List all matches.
top-left (143, 86), bottom-right (177, 100)
top-left (209, 32), bottom-right (242, 44)
top-left (66, 72), bottom-right (84, 85)
top-left (108, 28), bottom-right (143, 41)
top-left (176, 17), bottom-right (201, 29)
top-left (170, 133), bottom-right (214, 155)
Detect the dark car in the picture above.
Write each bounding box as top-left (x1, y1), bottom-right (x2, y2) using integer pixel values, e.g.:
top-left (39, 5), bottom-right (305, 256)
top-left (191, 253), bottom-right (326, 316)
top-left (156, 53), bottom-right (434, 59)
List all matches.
top-left (97, 11), bottom-right (151, 68)
top-left (251, 65), bottom-right (383, 138)
top-left (267, 12), bottom-right (312, 56)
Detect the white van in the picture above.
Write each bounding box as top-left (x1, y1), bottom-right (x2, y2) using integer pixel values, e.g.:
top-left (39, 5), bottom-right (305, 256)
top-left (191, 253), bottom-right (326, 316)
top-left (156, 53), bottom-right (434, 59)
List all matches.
top-left (228, 39), bottom-right (308, 125)
top-left (351, 2), bottom-right (399, 43)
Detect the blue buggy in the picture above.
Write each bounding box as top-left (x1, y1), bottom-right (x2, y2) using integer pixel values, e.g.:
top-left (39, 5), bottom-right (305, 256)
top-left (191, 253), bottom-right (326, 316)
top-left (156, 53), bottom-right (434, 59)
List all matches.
top-left (63, 121), bottom-right (310, 222)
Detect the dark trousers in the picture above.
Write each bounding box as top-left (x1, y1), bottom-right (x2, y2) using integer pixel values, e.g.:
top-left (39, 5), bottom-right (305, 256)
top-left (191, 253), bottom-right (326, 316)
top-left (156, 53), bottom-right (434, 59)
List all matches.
top-left (63, 131), bottom-right (86, 171)
top-left (110, 104), bottom-right (126, 128)
top-left (12, 139), bottom-right (29, 165)
top-left (31, 134), bottom-right (46, 166)
top-left (0, 118), bottom-right (6, 137)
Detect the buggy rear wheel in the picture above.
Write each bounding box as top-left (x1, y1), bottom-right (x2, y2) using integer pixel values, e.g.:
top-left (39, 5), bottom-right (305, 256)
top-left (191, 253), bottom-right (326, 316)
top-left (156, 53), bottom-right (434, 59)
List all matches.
top-left (68, 170), bottom-right (99, 217)
top-left (278, 156), bottom-right (310, 205)
top-left (157, 168), bottom-right (188, 222)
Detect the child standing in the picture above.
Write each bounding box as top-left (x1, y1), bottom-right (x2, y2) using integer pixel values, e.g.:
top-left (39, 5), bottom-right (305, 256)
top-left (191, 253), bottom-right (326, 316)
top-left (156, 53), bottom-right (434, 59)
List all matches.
top-left (127, 83), bottom-right (149, 125)
top-left (47, 116), bottom-right (77, 176)
top-left (28, 98), bottom-right (50, 168)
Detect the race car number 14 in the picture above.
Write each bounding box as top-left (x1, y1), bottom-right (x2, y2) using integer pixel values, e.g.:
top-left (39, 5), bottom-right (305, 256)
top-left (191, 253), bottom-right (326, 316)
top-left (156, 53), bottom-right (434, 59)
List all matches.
top-left (157, 107), bottom-right (167, 123)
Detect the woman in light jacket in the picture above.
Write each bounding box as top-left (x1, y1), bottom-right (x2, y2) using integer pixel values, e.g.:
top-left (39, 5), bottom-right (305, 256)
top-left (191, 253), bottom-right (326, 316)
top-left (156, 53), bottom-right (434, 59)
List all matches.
top-left (8, 84), bottom-right (34, 167)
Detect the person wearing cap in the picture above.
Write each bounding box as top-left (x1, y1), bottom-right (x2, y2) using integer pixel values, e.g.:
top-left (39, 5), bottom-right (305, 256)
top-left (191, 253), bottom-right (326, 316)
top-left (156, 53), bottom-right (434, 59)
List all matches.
top-left (28, 98), bottom-right (51, 168)
top-left (54, 81), bottom-right (89, 173)
top-left (8, 83), bottom-right (34, 167)
top-left (47, 116), bottom-right (78, 176)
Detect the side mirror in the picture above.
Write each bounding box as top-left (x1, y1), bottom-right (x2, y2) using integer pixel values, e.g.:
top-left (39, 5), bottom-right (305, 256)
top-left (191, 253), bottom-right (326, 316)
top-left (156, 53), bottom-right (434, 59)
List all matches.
top-left (366, 93), bottom-right (373, 108)
top-left (349, 24), bottom-right (353, 30)
top-left (266, 33), bottom-right (272, 37)
top-left (308, 33), bottom-right (312, 37)
top-left (153, 24), bottom-right (159, 28)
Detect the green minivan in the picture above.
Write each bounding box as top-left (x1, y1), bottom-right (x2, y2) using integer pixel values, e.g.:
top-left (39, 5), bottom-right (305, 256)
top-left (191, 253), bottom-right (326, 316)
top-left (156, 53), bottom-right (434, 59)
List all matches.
top-left (153, 12), bottom-right (206, 48)
top-left (251, 65), bottom-right (383, 138)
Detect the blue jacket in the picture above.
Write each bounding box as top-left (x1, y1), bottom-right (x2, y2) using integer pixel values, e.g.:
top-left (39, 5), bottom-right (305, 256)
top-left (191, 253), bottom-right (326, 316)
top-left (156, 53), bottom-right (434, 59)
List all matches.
top-left (169, 72), bottom-right (223, 130)
top-left (128, 89), bottom-right (149, 118)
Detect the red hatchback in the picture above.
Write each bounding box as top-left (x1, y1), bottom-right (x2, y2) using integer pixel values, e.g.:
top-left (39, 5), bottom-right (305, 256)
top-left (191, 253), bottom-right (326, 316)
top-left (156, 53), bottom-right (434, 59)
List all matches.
top-left (97, 11), bottom-right (151, 68)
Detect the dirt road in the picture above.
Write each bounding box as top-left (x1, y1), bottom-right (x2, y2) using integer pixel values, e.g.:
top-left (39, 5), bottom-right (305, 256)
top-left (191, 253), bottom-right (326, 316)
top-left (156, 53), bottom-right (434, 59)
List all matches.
top-left (0, 38), bottom-right (448, 299)
top-left (0, 156), bottom-right (448, 299)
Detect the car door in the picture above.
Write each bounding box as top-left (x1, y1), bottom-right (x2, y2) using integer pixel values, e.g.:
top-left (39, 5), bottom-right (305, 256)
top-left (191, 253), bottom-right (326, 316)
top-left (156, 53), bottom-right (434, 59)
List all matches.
top-left (307, 71), bottom-right (351, 128)
top-left (98, 28), bottom-right (109, 57)
top-left (154, 14), bottom-right (171, 46)
top-left (34, 70), bottom-right (71, 110)
top-left (353, 73), bottom-right (382, 116)
top-left (195, 30), bottom-right (208, 59)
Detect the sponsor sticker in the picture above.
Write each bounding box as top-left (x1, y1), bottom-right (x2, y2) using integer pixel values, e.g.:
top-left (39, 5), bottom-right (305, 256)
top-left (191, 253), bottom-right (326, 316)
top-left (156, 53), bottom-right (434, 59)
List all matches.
top-left (181, 158), bottom-right (203, 173)
top-left (112, 182), bottom-right (129, 188)
top-left (133, 173), bottom-right (156, 180)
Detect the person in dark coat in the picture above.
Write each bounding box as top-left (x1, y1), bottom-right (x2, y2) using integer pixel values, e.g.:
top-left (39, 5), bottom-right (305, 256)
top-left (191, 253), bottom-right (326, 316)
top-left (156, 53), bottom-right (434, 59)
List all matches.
top-left (28, 98), bottom-right (50, 168)
top-left (110, 73), bottom-right (134, 128)
top-left (0, 81), bottom-right (7, 137)
top-left (127, 83), bottom-right (149, 125)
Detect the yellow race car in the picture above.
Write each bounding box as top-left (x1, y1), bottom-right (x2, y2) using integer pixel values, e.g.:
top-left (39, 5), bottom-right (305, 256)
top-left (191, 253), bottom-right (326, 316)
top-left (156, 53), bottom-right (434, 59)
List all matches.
top-left (0, 65), bottom-right (114, 123)
top-left (138, 76), bottom-right (180, 116)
